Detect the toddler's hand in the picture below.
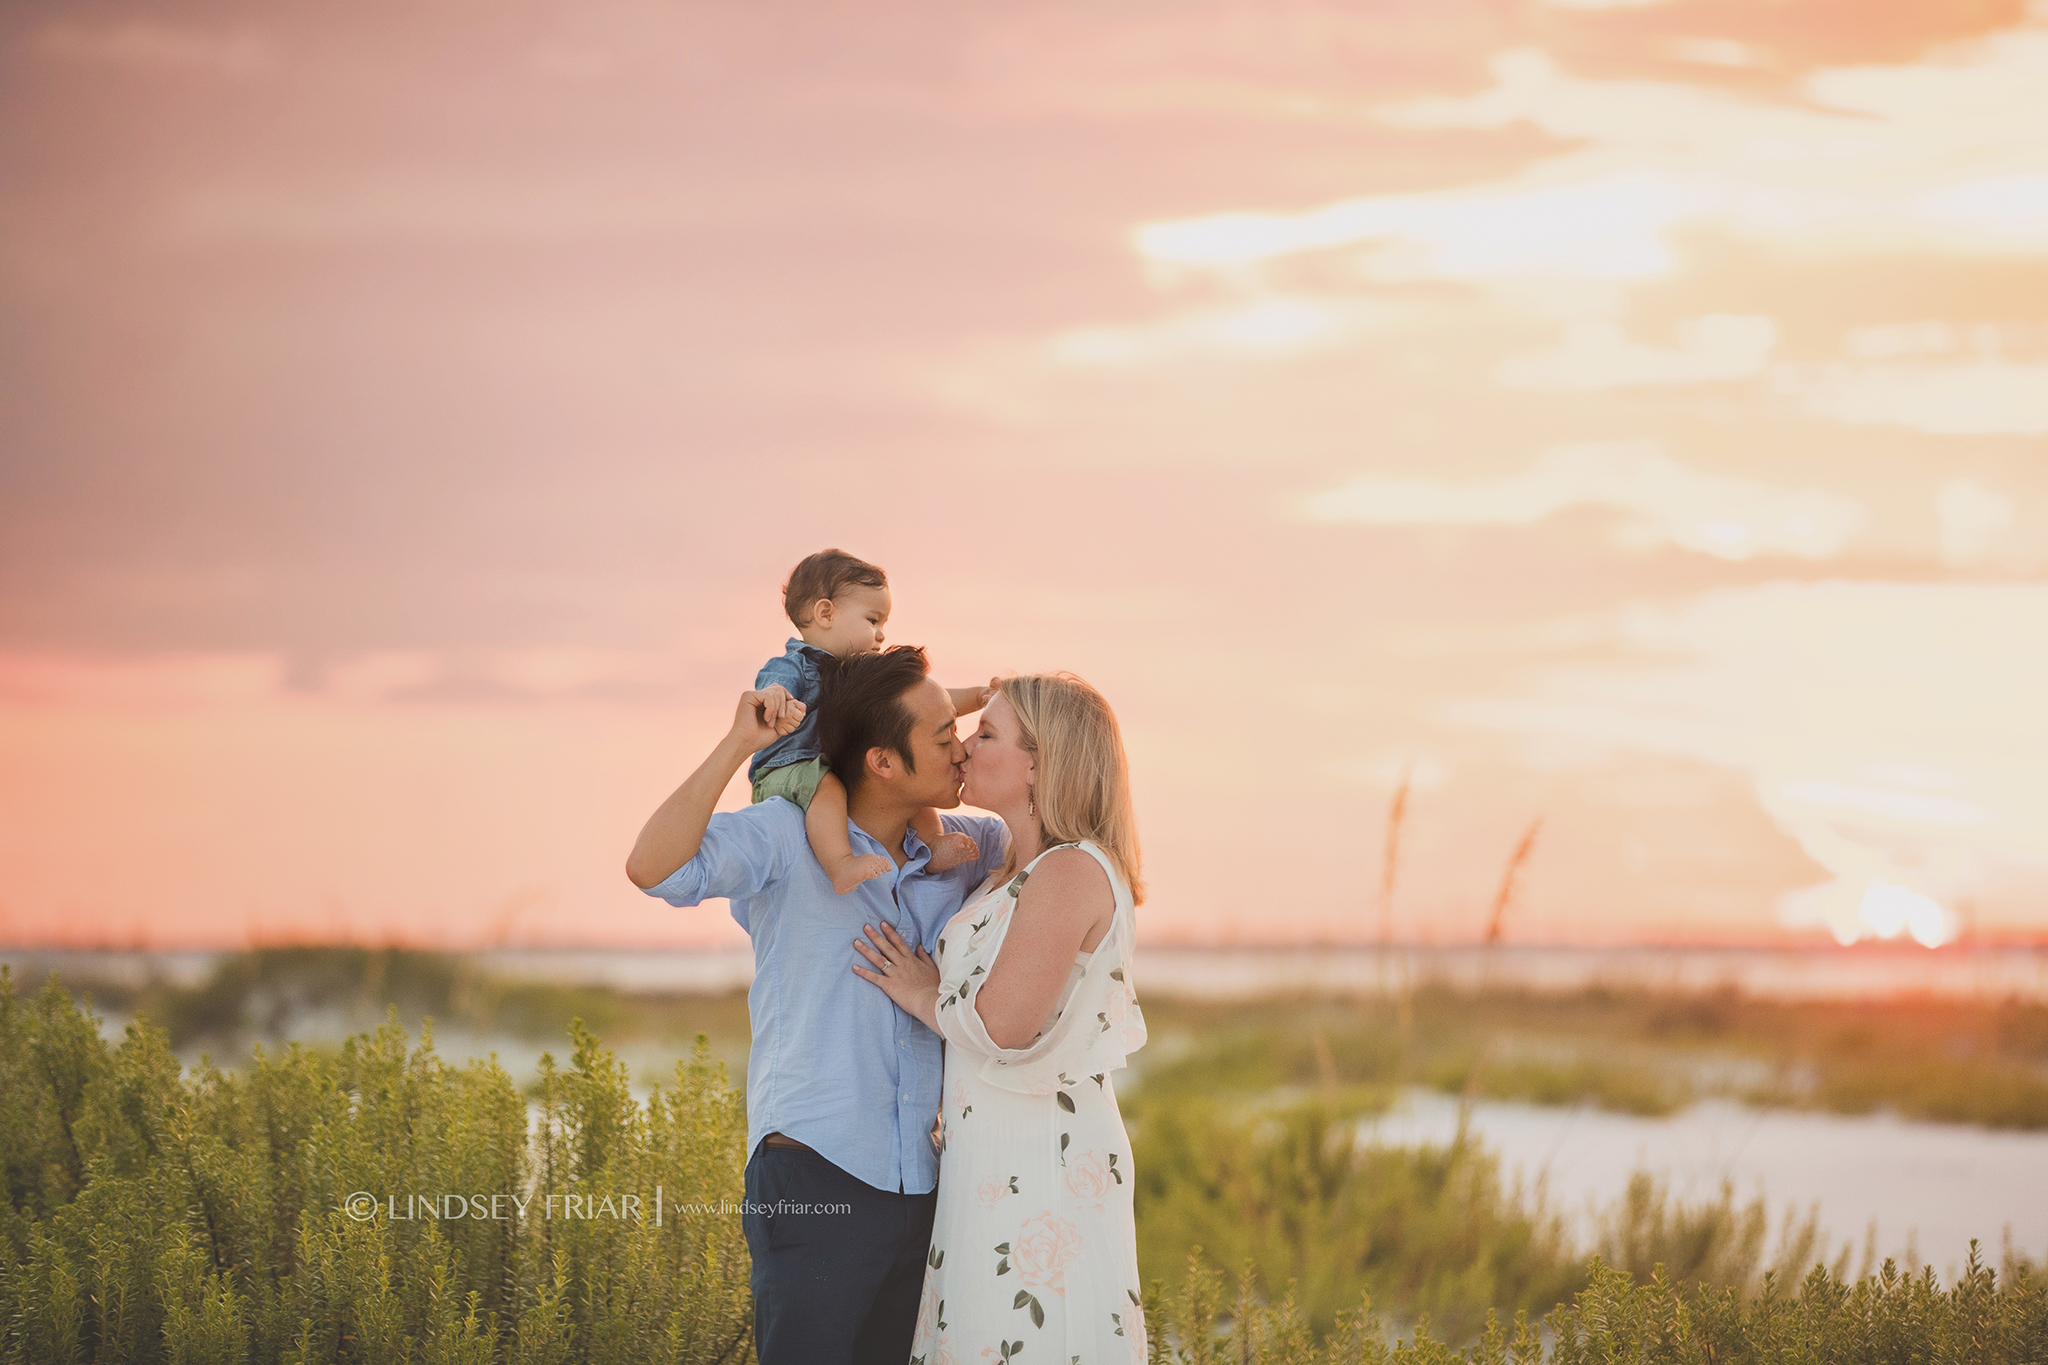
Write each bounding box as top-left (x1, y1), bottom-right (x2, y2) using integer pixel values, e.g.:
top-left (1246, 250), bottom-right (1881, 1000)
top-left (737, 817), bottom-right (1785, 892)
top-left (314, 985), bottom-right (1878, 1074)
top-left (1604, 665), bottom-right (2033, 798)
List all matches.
top-left (741, 687), bottom-right (794, 753)
top-left (738, 684), bottom-right (804, 749)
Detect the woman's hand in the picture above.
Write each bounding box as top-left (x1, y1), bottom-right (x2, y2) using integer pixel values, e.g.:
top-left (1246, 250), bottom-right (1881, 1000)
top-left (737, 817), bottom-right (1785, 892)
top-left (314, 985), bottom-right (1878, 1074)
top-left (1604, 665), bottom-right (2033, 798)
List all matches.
top-left (852, 920), bottom-right (941, 1031)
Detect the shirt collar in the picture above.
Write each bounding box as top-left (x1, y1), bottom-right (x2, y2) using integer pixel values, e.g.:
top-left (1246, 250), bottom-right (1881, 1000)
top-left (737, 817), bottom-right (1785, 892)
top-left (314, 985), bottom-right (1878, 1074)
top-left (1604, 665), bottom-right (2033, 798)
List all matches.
top-left (848, 820), bottom-right (934, 877)
top-left (786, 637), bottom-right (836, 663)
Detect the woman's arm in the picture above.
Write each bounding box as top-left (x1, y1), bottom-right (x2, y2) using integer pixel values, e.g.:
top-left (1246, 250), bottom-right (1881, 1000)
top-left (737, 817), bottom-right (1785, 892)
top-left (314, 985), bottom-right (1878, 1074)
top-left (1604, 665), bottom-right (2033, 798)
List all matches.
top-left (969, 850), bottom-right (1113, 1049)
top-left (851, 849), bottom-right (1113, 1052)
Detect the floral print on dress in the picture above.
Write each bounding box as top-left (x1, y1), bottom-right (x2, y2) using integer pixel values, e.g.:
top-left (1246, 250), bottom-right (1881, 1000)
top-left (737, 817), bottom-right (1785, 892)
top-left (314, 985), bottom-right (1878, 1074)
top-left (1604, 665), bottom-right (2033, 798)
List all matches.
top-left (1011, 1210), bottom-right (1083, 1295)
top-left (912, 839), bottom-right (1145, 1362)
top-left (977, 1174), bottom-right (1018, 1210)
top-left (1099, 972), bottom-right (1131, 1034)
top-left (1062, 1150), bottom-right (1113, 1210)
top-left (913, 1250), bottom-right (960, 1365)
top-left (1113, 1289), bottom-right (1147, 1365)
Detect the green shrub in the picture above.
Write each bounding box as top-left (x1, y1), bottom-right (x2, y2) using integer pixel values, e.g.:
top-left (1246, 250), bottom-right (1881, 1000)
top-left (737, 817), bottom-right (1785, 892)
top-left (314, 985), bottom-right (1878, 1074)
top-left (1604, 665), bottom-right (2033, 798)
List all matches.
top-left (1148, 1250), bottom-right (2048, 1364)
top-left (9, 967), bottom-right (2047, 1362)
top-left (0, 968), bottom-right (750, 1365)
top-left (1130, 1096), bottom-right (1582, 1340)
top-left (1426, 1056), bottom-right (1684, 1117)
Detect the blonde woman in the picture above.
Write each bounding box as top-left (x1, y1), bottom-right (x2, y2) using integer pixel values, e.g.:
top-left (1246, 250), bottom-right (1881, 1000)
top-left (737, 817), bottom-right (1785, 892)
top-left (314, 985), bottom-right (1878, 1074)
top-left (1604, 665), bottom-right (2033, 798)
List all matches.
top-left (853, 673), bottom-right (1148, 1364)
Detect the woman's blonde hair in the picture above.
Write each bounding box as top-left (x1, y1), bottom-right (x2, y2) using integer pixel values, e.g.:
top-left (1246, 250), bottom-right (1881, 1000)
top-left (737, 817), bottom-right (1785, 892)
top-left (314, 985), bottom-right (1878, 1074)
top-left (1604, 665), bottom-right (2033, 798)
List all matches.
top-left (998, 672), bottom-right (1145, 904)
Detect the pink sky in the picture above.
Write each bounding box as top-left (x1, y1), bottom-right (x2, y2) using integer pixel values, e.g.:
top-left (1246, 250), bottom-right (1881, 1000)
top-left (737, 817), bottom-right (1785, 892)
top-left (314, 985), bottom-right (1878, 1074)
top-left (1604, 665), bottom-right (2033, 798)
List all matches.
top-left (3, 0), bottom-right (2046, 950)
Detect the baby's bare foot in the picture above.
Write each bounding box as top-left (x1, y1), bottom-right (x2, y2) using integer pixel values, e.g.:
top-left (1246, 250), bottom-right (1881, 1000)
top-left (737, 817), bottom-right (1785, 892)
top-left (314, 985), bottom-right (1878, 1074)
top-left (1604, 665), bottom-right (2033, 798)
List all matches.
top-left (926, 831), bottom-right (981, 872)
top-left (831, 853), bottom-right (894, 894)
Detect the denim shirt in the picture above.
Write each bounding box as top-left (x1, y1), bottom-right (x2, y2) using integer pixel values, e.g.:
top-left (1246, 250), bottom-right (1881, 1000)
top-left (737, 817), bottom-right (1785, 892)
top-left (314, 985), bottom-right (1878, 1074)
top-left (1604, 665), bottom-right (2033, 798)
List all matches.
top-left (642, 798), bottom-right (1009, 1194)
top-left (749, 638), bottom-right (836, 780)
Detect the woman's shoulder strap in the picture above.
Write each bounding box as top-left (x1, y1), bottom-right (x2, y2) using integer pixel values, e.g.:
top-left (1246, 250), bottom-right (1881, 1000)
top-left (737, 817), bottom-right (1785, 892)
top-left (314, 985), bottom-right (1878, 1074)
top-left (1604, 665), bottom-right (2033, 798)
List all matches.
top-left (1020, 839), bottom-right (1127, 902)
top-left (1018, 839), bottom-right (1086, 873)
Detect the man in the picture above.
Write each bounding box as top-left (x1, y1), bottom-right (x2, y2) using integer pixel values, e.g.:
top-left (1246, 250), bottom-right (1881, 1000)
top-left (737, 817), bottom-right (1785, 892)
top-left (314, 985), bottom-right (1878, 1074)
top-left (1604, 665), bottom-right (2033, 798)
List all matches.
top-left (627, 645), bottom-right (1007, 1365)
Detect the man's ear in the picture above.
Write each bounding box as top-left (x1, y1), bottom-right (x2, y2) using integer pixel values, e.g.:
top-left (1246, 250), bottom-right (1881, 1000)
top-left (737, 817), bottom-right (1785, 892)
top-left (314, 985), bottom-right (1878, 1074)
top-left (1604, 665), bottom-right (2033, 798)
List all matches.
top-left (865, 745), bottom-right (895, 785)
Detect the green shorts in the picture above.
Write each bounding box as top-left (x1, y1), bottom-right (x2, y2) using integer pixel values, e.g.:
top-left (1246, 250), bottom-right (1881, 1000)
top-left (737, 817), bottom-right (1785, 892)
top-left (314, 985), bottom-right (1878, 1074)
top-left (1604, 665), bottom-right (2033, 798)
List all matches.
top-left (751, 755), bottom-right (828, 810)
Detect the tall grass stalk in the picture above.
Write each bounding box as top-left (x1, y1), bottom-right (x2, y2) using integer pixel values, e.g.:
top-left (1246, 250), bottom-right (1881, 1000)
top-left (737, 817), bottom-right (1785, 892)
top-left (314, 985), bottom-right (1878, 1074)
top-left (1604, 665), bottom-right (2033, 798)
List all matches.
top-left (1460, 819), bottom-right (1542, 1144)
top-left (1377, 773), bottom-right (1413, 1061)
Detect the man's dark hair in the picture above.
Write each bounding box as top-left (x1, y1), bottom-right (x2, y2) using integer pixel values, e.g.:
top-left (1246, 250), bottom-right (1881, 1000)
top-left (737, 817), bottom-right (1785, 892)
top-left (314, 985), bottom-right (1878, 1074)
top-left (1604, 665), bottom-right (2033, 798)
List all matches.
top-left (783, 549), bottom-right (887, 628)
top-left (818, 645), bottom-right (929, 795)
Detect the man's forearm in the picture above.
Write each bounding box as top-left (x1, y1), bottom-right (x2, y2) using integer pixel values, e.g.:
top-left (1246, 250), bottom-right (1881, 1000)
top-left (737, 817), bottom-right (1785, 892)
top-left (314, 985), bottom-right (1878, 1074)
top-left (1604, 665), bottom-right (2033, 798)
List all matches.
top-left (625, 734), bottom-right (754, 888)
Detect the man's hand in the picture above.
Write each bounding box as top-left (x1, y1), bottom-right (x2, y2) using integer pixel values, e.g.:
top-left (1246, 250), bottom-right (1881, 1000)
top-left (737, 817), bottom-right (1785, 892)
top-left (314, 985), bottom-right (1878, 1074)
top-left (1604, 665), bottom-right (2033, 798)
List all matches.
top-left (628, 684), bottom-right (796, 888)
top-left (736, 684), bottom-right (806, 749)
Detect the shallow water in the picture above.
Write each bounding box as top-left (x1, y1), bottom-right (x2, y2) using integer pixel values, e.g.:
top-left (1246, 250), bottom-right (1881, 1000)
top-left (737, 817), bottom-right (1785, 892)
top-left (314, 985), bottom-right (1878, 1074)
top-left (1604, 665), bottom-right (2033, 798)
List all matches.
top-left (1368, 1087), bottom-right (2048, 1272)
top-left (469, 944), bottom-right (2048, 1001)
top-left (14, 943), bottom-right (2048, 1001)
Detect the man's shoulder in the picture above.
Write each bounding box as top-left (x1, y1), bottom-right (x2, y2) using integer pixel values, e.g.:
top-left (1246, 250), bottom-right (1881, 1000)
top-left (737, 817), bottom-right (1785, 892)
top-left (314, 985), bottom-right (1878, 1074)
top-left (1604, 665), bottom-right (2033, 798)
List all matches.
top-left (939, 809), bottom-right (1006, 839)
top-left (939, 810), bottom-right (1010, 871)
top-left (712, 797), bottom-right (806, 837)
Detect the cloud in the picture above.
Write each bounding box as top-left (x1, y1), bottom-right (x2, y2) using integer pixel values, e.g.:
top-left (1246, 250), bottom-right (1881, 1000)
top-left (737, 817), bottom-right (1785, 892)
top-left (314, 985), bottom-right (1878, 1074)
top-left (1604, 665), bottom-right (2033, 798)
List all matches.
top-left (1666, 38), bottom-right (1760, 69)
top-left (1132, 25), bottom-right (2048, 282)
top-left (0, 649), bottom-right (695, 710)
top-left (34, 20), bottom-right (274, 77)
top-left (1135, 170), bottom-right (1710, 279)
top-left (1305, 441), bottom-right (1862, 561)
top-left (1921, 173), bottom-right (2048, 239)
top-left (1795, 320), bottom-right (2048, 437)
top-left (1797, 360), bottom-right (2048, 435)
top-left (1497, 314), bottom-right (1777, 390)
top-left (1776, 824), bottom-right (1955, 946)
top-left (1048, 298), bottom-right (1371, 366)
top-left (164, 177), bottom-right (726, 244)
top-left (1777, 779), bottom-right (1991, 829)
top-left (1448, 581), bottom-right (2048, 943)
top-left (1937, 478), bottom-right (2019, 566)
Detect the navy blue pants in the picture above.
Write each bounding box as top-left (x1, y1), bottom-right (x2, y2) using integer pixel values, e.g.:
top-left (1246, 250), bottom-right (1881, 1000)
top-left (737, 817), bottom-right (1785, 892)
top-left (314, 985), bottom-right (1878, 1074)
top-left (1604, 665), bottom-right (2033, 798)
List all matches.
top-left (743, 1141), bottom-right (938, 1365)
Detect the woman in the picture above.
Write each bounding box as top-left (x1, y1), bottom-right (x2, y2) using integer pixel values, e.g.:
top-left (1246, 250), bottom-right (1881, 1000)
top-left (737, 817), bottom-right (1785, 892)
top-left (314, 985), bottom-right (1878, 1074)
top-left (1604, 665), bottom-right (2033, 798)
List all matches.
top-left (852, 673), bottom-right (1148, 1365)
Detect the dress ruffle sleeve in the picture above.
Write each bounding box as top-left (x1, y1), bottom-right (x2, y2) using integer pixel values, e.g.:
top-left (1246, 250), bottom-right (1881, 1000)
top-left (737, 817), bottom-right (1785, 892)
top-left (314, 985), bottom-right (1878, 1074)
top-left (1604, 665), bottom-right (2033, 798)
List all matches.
top-left (930, 841), bottom-right (1147, 1098)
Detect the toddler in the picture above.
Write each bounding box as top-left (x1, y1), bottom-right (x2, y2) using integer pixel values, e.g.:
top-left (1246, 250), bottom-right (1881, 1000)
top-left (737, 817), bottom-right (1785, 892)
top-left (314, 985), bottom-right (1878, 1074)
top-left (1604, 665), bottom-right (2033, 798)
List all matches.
top-left (751, 548), bottom-right (991, 892)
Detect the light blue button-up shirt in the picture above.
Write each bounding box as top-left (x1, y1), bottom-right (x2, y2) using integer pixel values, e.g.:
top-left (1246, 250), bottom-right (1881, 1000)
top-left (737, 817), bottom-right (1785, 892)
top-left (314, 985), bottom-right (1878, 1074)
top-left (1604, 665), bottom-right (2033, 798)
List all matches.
top-left (643, 797), bottom-right (1008, 1194)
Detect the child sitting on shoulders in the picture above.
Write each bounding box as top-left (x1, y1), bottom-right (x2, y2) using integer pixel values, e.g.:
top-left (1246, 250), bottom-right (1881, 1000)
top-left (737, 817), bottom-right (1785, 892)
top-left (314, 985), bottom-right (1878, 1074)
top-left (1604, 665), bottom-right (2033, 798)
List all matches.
top-left (751, 548), bottom-right (993, 892)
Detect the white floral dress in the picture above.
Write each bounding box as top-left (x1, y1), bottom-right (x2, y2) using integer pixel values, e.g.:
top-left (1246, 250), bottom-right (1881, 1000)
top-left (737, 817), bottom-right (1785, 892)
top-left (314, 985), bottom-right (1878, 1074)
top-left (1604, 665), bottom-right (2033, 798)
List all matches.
top-left (911, 840), bottom-right (1149, 1365)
